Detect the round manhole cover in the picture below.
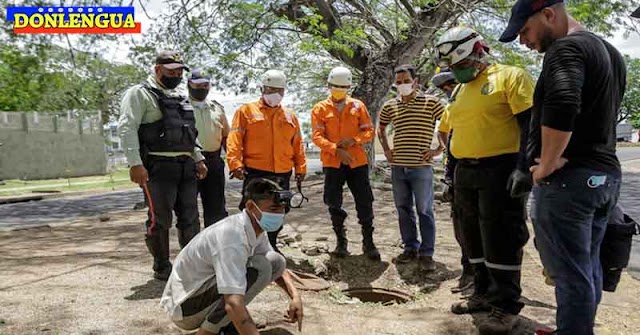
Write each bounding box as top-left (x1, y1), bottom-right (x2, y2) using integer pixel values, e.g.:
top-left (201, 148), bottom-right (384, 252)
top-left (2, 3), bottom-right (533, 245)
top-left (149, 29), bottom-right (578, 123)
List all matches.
top-left (341, 287), bottom-right (413, 305)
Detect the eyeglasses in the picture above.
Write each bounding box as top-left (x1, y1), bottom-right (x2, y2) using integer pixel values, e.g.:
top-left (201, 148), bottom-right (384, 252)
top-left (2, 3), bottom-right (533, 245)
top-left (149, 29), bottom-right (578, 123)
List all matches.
top-left (289, 180), bottom-right (309, 209)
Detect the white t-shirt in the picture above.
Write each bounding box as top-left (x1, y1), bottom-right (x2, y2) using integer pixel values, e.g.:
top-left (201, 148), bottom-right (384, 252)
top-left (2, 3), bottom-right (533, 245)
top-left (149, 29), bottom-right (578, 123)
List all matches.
top-left (160, 210), bottom-right (273, 320)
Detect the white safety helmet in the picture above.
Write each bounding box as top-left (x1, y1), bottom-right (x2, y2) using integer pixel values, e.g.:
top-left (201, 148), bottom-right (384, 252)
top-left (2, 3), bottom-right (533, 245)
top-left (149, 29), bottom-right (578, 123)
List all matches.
top-left (260, 69), bottom-right (287, 88)
top-left (435, 27), bottom-right (485, 67)
top-left (327, 66), bottom-right (353, 86)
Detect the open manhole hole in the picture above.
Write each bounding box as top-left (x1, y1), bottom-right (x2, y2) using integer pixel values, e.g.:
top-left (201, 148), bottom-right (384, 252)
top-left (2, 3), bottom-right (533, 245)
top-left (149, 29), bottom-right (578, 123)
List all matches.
top-left (341, 287), bottom-right (413, 305)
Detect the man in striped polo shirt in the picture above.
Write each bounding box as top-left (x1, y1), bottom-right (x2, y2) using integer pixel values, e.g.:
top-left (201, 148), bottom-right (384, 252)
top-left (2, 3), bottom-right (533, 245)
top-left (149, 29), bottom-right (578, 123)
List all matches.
top-left (378, 64), bottom-right (446, 271)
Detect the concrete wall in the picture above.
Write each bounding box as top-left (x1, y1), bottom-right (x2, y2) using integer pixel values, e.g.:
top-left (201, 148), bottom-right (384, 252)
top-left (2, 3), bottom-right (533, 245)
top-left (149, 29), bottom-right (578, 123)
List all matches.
top-left (0, 112), bottom-right (107, 180)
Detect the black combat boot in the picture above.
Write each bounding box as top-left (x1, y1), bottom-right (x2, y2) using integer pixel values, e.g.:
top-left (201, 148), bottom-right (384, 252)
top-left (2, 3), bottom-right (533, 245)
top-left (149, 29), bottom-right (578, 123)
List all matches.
top-left (361, 224), bottom-right (381, 261)
top-left (332, 224), bottom-right (349, 258)
top-left (145, 229), bottom-right (172, 281)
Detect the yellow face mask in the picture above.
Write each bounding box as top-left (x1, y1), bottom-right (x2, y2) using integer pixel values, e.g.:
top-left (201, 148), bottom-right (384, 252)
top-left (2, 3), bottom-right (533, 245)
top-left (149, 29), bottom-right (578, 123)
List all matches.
top-left (330, 88), bottom-right (348, 101)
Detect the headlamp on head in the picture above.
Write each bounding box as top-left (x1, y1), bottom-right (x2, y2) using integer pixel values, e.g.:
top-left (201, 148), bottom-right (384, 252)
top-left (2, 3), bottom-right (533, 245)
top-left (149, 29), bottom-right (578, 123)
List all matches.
top-left (272, 190), bottom-right (294, 206)
top-left (245, 187), bottom-right (293, 207)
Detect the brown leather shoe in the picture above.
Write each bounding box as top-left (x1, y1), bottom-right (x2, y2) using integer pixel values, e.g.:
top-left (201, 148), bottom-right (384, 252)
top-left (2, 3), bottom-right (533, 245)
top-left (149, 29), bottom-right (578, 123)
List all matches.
top-left (478, 308), bottom-right (518, 334)
top-left (451, 295), bottom-right (491, 314)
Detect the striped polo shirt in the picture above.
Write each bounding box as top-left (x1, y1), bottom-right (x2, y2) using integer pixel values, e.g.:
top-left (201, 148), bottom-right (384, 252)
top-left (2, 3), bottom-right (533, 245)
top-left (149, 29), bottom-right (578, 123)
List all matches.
top-left (379, 92), bottom-right (445, 166)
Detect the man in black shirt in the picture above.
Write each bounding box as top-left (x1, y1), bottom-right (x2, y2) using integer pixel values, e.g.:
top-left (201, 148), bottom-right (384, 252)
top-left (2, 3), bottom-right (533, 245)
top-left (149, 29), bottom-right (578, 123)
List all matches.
top-left (500, 1), bottom-right (626, 334)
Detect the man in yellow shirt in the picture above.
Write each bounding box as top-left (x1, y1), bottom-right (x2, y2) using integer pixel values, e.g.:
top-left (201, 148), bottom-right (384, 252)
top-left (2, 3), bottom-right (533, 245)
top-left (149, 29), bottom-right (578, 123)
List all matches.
top-left (188, 69), bottom-right (231, 227)
top-left (435, 27), bottom-right (534, 334)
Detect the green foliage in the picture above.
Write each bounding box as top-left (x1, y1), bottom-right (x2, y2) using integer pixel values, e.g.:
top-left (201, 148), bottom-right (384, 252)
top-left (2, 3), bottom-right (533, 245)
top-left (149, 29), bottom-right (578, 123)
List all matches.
top-left (0, 0), bottom-right (148, 122)
top-left (0, 43), bottom-right (145, 122)
top-left (623, 56), bottom-right (640, 127)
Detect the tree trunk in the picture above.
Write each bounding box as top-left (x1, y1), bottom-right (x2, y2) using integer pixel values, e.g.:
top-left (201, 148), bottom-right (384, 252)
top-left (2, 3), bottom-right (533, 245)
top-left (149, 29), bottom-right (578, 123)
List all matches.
top-left (351, 57), bottom-right (395, 171)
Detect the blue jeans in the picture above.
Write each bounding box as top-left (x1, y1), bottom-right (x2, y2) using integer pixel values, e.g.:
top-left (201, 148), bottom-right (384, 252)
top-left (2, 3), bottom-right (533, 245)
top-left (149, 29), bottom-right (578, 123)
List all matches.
top-left (391, 166), bottom-right (436, 256)
top-left (532, 168), bottom-right (621, 335)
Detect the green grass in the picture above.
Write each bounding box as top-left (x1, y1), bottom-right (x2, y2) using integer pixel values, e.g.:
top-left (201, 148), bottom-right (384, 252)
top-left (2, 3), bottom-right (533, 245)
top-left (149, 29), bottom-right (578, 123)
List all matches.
top-left (0, 168), bottom-right (137, 197)
top-left (617, 142), bottom-right (640, 147)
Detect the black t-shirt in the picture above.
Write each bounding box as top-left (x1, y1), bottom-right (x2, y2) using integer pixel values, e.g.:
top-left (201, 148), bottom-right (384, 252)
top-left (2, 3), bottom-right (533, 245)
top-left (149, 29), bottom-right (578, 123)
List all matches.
top-left (529, 31), bottom-right (626, 175)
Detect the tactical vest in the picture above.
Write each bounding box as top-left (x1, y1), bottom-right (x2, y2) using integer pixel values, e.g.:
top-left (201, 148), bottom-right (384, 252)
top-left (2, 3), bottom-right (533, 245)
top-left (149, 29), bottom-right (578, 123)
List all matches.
top-left (138, 83), bottom-right (198, 154)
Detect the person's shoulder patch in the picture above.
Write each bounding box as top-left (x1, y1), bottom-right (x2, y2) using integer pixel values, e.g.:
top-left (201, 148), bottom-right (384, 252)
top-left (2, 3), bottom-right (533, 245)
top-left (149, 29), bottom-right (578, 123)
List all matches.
top-left (481, 82), bottom-right (495, 95)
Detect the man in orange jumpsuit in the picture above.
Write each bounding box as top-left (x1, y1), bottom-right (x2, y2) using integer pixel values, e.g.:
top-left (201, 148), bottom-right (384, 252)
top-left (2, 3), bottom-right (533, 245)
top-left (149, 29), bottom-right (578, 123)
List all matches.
top-left (227, 70), bottom-right (307, 253)
top-left (311, 66), bottom-right (380, 261)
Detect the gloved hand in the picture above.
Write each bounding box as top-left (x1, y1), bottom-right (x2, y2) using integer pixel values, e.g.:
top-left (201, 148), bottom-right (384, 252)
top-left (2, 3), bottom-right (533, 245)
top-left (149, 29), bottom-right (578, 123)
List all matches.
top-left (441, 178), bottom-right (454, 203)
top-left (506, 169), bottom-right (533, 198)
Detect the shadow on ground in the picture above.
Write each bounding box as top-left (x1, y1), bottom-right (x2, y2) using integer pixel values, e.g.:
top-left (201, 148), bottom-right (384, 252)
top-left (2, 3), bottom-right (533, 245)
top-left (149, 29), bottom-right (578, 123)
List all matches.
top-left (396, 260), bottom-right (459, 293)
top-left (125, 279), bottom-right (166, 301)
top-left (470, 312), bottom-right (553, 335)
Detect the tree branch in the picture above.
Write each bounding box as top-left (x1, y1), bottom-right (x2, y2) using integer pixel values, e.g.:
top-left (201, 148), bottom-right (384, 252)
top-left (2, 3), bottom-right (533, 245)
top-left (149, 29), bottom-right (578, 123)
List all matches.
top-left (398, 0), bottom-right (417, 17)
top-left (272, 0), bottom-right (369, 70)
top-left (343, 0), bottom-right (394, 43)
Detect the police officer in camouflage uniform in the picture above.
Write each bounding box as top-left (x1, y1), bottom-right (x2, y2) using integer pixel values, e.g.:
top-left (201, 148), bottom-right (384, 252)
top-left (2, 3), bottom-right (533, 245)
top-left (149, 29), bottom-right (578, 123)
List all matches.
top-left (118, 51), bottom-right (208, 281)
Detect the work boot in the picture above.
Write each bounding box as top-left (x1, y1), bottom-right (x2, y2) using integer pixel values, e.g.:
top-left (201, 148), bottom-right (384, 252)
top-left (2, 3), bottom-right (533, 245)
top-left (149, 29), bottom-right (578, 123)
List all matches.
top-left (153, 263), bottom-right (172, 281)
top-left (418, 255), bottom-right (436, 272)
top-left (178, 224), bottom-right (201, 249)
top-left (145, 229), bottom-right (171, 281)
top-left (332, 225), bottom-right (349, 258)
top-left (451, 295), bottom-right (491, 314)
top-left (361, 225), bottom-right (381, 261)
top-left (394, 249), bottom-right (417, 264)
top-left (452, 272), bottom-right (474, 293)
top-left (478, 308), bottom-right (518, 335)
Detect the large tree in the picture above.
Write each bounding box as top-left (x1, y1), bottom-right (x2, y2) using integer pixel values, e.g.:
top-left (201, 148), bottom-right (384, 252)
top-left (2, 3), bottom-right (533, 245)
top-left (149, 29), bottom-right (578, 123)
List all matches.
top-left (136, 0), bottom-right (636, 115)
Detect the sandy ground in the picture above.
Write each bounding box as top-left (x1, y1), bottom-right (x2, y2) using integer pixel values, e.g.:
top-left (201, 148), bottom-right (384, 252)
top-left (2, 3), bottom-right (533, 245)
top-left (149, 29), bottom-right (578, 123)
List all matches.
top-left (1, 183), bottom-right (639, 335)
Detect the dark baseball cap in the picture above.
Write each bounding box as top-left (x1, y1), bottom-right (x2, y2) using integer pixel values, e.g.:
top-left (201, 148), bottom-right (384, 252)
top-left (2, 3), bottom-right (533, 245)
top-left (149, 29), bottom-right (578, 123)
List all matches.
top-left (499, 0), bottom-right (564, 43)
top-left (188, 68), bottom-right (211, 84)
top-left (632, 6), bottom-right (640, 18)
top-left (155, 50), bottom-right (189, 71)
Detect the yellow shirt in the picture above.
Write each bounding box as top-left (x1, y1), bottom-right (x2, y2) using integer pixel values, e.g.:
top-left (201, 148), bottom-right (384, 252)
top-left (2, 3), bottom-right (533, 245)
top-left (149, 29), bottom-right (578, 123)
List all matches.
top-left (192, 99), bottom-right (230, 152)
top-left (442, 64), bottom-right (534, 159)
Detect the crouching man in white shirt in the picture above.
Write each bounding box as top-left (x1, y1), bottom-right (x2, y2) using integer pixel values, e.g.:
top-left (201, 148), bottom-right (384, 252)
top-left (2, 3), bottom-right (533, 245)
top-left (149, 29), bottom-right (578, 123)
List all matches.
top-left (160, 178), bottom-right (304, 335)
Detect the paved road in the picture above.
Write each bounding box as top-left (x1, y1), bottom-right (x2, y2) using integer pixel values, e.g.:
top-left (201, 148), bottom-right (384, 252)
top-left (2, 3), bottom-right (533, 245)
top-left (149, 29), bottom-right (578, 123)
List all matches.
top-left (1, 150), bottom-right (638, 229)
top-left (0, 157), bottom-right (383, 229)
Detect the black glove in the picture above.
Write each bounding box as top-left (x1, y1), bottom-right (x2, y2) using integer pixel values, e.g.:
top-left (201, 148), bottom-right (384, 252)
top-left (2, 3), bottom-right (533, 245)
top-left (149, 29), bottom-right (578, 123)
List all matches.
top-left (441, 178), bottom-right (454, 203)
top-left (506, 169), bottom-right (533, 198)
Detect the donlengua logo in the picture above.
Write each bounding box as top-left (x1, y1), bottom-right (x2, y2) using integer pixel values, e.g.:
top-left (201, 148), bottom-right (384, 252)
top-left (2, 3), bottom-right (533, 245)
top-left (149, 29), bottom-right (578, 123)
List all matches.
top-left (6, 6), bottom-right (141, 34)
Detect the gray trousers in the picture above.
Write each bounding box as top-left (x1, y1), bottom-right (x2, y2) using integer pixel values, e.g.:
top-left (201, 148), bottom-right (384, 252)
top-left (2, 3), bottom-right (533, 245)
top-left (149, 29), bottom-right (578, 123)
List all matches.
top-left (174, 252), bottom-right (286, 333)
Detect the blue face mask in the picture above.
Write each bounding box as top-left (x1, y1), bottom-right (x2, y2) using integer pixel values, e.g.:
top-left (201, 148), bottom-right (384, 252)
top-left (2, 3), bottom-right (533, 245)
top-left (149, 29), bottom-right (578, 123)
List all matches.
top-left (250, 203), bottom-right (285, 232)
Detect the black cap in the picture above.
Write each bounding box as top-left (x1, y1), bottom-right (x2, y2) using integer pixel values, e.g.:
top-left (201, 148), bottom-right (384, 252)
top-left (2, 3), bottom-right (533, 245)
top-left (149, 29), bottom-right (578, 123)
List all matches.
top-left (155, 50), bottom-right (189, 71)
top-left (632, 6), bottom-right (640, 18)
top-left (188, 68), bottom-right (211, 84)
top-left (499, 0), bottom-right (564, 43)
